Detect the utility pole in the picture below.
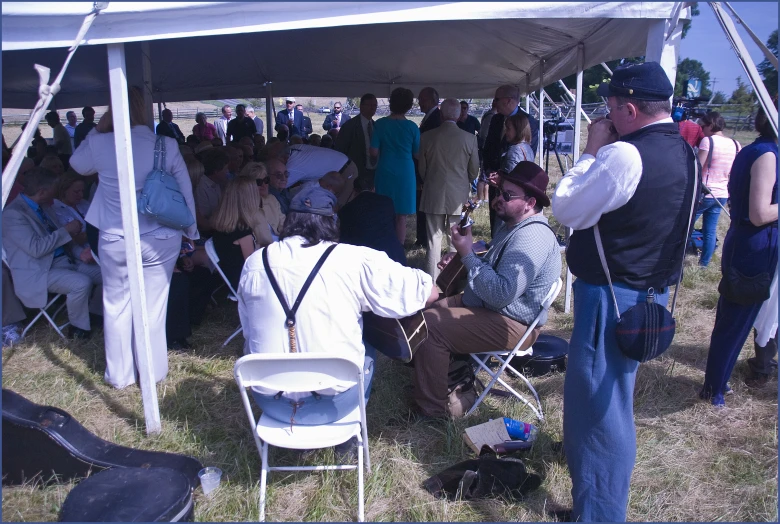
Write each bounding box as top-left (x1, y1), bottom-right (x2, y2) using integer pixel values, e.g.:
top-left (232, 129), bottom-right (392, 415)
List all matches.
top-left (708, 77), bottom-right (718, 104)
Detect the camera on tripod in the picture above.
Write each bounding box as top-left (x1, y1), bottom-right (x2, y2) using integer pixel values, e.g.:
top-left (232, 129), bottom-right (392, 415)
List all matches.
top-left (543, 107), bottom-right (566, 138)
top-left (671, 96), bottom-right (708, 123)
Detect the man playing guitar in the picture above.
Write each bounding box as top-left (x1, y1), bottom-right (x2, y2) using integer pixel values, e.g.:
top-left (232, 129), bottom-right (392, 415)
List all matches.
top-left (412, 162), bottom-right (562, 418)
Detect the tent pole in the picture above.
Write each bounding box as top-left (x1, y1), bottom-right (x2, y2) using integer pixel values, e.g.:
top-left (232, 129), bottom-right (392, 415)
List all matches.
top-left (564, 43), bottom-right (586, 315)
top-left (140, 41), bottom-right (154, 132)
top-left (538, 59), bottom-right (545, 165)
top-left (709, 2), bottom-right (778, 135)
top-left (106, 42), bottom-right (162, 436)
top-left (265, 82), bottom-right (274, 141)
top-left (525, 74), bottom-right (531, 114)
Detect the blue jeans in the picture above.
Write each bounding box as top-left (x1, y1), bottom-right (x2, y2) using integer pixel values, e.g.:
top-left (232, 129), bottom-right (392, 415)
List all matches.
top-left (692, 197), bottom-right (727, 267)
top-left (251, 344), bottom-right (376, 425)
top-left (564, 279), bottom-right (669, 522)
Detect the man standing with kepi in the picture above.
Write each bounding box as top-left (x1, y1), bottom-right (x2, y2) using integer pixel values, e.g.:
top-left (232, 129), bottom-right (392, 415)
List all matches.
top-left (335, 93), bottom-right (378, 188)
top-left (216, 105), bottom-right (232, 146)
top-left (483, 85), bottom-right (538, 236)
top-left (552, 62), bottom-right (698, 522)
top-left (418, 99), bottom-right (479, 280)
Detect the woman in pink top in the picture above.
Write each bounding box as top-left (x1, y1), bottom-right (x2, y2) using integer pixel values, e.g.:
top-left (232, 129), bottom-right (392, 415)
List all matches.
top-left (192, 112), bottom-right (217, 142)
top-left (692, 111), bottom-right (741, 266)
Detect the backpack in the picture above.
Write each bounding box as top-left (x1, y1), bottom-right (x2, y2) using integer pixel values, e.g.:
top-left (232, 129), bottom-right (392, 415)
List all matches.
top-left (446, 356), bottom-right (478, 418)
top-left (137, 136), bottom-right (195, 230)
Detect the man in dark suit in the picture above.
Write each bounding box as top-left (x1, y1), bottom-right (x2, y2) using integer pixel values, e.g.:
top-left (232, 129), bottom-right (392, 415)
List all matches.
top-left (323, 101), bottom-right (351, 131)
top-left (335, 93), bottom-right (377, 188)
top-left (157, 109), bottom-right (186, 144)
top-left (483, 84), bottom-right (539, 236)
top-left (414, 86), bottom-right (441, 247)
top-left (296, 104), bottom-right (313, 140)
top-left (275, 97), bottom-right (304, 137)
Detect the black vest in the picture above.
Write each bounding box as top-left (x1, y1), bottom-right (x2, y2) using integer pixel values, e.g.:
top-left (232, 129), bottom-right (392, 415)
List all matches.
top-left (567, 122), bottom-right (697, 289)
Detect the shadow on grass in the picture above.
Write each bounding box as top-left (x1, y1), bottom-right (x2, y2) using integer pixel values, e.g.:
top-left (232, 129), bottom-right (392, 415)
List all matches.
top-left (38, 342), bottom-right (142, 428)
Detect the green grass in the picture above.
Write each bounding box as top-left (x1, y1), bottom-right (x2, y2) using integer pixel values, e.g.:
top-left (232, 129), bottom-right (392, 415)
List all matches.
top-left (2, 126), bottom-right (776, 522)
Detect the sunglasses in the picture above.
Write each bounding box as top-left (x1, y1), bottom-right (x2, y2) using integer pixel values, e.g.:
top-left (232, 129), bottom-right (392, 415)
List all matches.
top-left (500, 190), bottom-right (528, 202)
top-left (286, 101), bottom-right (294, 104)
top-left (256, 176), bottom-right (270, 186)
top-left (334, 107), bottom-right (342, 110)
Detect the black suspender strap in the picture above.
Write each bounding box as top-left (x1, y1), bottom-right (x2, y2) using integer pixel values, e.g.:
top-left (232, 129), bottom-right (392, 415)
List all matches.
top-left (262, 244), bottom-right (337, 353)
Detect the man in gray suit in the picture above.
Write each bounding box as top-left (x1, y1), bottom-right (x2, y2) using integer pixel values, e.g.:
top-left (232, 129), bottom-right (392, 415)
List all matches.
top-left (335, 93), bottom-right (377, 189)
top-left (418, 98), bottom-right (480, 280)
top-left (2, 168), bottom-right (102, 339)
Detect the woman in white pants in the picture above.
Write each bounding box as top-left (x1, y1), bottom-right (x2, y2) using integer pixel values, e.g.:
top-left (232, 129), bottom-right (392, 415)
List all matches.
top-left (70, 87), bottom-right (199, 388)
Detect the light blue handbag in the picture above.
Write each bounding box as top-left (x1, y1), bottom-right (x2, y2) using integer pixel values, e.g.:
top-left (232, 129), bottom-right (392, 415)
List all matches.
top-left (137, 136), bottom-right (195, 230)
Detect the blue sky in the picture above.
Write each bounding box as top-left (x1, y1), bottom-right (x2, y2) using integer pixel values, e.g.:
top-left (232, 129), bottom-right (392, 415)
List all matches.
top-left (679, 2), bottom-right (778, 97)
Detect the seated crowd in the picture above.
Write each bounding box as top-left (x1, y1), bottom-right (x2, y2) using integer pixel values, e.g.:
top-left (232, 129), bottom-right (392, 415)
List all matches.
top-left (1, 63), bottom-right (777, 523)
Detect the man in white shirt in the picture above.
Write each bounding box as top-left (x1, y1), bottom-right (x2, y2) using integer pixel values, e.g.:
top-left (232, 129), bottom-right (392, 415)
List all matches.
top-left (216, 105), bottom-right (232, 146)
top-left (551, 61), bottom-right (697, 523)
top-left (334, 93), bottom-right (377, 188)
top-left (45, 111), bottom-right (73, 156)
top-left (64, 111), bottom-right (78, 138)
top-left (237, 186), bottom-right (437, 427)
top-left (284, 144), bottom-right (358, 208)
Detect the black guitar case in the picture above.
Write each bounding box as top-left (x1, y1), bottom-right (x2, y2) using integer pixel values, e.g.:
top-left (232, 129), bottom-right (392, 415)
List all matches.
top-left (510, 334), bottom-right (568, 377)
top-left (59, 467), bottom-right (194, 522)
top-left (1, 389), bottom-right (203, 487)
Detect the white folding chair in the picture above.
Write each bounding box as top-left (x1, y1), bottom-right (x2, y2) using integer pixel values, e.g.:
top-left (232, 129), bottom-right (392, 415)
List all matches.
top-left (234, 353), bottom-right (371, 522)
top-left (467, 278), bottom-right (563, 421)
top-left (2, 248), bottom-right (69, 340)
top-left (203, 238), bottom-right (242, 347)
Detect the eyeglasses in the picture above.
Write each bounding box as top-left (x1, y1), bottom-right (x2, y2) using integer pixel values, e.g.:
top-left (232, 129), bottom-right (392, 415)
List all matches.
top-left (500, 189), bottom-right (528, 202)
top-left (272, 171), bottom-right (289, 178)
top-left (286, 101), bottom-right (294, 104)
top-left (256, 176), bottom-right (270, 186)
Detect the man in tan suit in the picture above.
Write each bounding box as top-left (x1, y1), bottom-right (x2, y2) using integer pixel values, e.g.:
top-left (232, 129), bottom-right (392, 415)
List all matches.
top-left (2, 168), bottom-right (102, 339)
top-left (418, 98), bottom-right (479, 280)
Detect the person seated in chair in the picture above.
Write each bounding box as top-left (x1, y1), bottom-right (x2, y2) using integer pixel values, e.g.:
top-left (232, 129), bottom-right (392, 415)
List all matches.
top-left (2, 167), bottom-right (103, 339)
top-left (338, 177), bottom-right (407, 265)
top-left (237, 186), bottom-right (438, 426)
top-left (412, 162), bottom-right (561, 418)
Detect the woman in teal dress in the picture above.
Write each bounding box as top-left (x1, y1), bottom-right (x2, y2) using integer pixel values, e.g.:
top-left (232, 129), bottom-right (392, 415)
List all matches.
top-left (370, 87), bottom-right (420, 244)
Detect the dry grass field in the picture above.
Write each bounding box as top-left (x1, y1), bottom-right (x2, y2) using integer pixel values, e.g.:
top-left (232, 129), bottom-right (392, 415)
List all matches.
top-left (1, 123), bottom-right (776, 522)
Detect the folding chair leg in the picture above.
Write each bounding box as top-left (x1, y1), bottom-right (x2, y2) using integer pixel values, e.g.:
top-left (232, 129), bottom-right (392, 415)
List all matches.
top-left (357, 441), bottom-right (365, 522)
top-left (494, 376), bottom-right (544, 421)
top-left (223, 326), bottom-right (242, 348)
top-left (259, 442), bottom-right (269, 522)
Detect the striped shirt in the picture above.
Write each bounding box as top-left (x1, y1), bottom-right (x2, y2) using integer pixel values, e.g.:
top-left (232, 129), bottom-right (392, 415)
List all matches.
top-left (461, 213), bottom-right (561, 325)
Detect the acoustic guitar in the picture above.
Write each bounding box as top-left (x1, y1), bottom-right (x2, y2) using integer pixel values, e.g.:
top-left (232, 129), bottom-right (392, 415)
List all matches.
top-left (435, 200), bottom-right (486, 297)
top-left (362, 311), bottom-right (427, 363)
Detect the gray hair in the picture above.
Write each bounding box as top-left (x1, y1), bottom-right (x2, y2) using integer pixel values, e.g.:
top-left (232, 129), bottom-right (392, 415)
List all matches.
top-left (440, 98), bottom-right (461, 121)
top-left (246, 106), bottom-right (255, 114)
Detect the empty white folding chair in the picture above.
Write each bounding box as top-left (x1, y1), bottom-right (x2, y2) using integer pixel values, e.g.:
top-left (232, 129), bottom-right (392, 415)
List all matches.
top-left (234, 353), bottom-right (371, 522)
top-left (203, 238), bottom-right (242, 347)
top-left (2, 248), bottom-right (69, 340)
top-left (467, 278), bottom-right (563, 421)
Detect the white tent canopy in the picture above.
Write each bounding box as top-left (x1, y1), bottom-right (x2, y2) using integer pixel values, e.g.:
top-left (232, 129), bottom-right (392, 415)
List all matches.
top-left (2, 2), bottom-right (687, 108)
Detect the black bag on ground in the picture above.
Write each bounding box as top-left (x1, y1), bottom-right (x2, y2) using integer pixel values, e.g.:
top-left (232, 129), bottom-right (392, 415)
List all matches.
top-left (59, 467), bottom-right (194, 522)
top-left (1, 389), bottom-right (203, 487)
top-left (423, 456), bottom-right (542, 500)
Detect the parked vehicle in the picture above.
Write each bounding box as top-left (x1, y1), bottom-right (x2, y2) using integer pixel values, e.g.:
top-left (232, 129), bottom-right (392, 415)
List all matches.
top-left (319, 106), bottom-right (331, 113)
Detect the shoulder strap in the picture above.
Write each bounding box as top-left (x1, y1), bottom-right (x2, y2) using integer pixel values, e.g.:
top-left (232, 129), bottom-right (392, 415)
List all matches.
top-left (732, 138), bottom-right (740, 153)
top-left (153, 135), bottom-right (167, 172)
top-left (706, 136), bottom-right (713, 172)
top-left (262, 244), bottom-right (337, 353)
top-left (494, 220), bottom-right (556, 269)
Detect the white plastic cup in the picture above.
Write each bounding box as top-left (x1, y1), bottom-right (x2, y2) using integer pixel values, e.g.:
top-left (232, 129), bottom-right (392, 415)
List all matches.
top-left (198, 467), bottom-right (223, 498)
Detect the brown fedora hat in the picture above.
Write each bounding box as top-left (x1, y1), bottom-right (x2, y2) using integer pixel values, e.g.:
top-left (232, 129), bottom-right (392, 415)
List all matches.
top-left (499, 161), bottom-right (550, 207)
